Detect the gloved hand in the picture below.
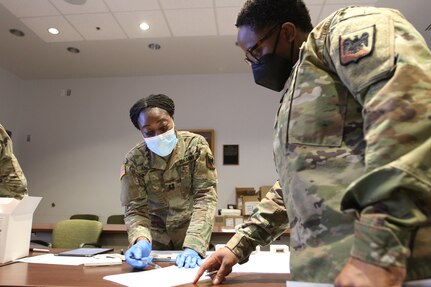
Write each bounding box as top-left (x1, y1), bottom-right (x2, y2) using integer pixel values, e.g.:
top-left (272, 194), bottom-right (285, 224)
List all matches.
top-left (125, 240), bottom-right (153, 269)
top-left (176, 248), bottom-right (202, 269)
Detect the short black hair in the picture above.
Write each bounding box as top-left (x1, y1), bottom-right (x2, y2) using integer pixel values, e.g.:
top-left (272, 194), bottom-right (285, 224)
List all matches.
top-left (129, 94), bottom-right (175, 130)
top-left (236, 0), bottom-right (313, 33)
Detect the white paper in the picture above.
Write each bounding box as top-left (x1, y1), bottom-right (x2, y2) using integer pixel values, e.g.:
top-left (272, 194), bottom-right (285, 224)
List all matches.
top-left (17, 253), bottom-right (121, 266)
top-left (286, 281), bottom-right (332, 287)
top-left (286, 279), bottom-right (431, 287)
top-left (232, 251), bottom-right (289, 273)
top-left (103, 251), bottom-right (289, 287)
top-left (104, 265), bottom-right (208, 287)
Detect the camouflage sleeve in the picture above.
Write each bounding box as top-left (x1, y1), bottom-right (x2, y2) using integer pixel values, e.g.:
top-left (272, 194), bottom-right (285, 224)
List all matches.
top-left (225, 181), bottom-right (289, 263)
top-left (182, 138), bottom-right (218, 257)
top-left (120, 158), bottom-right (152, 245)
top-left (328, 8), bottom-right (431, 268)
top-left (0, 125), bottom-right (28, 200)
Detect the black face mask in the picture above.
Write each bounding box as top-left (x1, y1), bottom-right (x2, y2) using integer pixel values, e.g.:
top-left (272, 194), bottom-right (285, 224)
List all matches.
top-left (251, 34), bottom-right (295, 92)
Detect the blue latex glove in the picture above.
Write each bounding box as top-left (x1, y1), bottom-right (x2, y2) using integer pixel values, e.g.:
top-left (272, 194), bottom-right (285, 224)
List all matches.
top-left (125, 240), bottom-right (153, 269)
top-left (176, 248), bottom-right (202, 269)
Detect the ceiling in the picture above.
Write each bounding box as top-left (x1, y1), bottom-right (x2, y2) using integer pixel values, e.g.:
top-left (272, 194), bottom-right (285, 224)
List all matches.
top-left (0, 0), bottom-right (429, 80)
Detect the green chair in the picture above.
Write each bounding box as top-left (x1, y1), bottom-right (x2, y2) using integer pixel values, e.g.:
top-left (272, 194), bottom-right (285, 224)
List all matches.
top-left (107, 214), bottom-right (125, 224)
top-left (32, 219), bottom-right (103, 248)
top-left (70, 214), bottom-right (99, 221)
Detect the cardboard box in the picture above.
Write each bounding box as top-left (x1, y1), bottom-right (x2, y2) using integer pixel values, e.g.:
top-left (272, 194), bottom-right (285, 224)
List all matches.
top-left (0, 196), bottom-right (42, 263)
top-left (259, 185), bottom-right (273, 200)
top-left (235, 187), bottom-right (256, 212)
top-left (214, 215), bottom-right (224, 228)
top-left (242, 195), bottom-right (260, 216)
top-left (214, 215), bottom-right (245, 228)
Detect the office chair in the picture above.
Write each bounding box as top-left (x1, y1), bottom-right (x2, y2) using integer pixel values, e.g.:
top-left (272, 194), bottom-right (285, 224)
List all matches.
top-left (107, 214), bottom-right (125, 224)
top-left (70, 214), bottom-right (99, 221)
top-left (31, 219), bottom-right (103, 248)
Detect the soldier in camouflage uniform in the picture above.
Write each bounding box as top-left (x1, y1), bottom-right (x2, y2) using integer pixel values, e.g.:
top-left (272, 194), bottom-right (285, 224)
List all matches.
top-left (121, 94), bottom-right (217, 269)
top-left (195, 1), bottom-right (431, 286)
top-left (0, 124), bottom-right (28, 200)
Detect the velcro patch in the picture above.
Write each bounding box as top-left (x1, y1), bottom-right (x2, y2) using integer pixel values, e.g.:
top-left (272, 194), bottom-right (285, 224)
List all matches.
top-left (339, 25), bottom-right (375, 65)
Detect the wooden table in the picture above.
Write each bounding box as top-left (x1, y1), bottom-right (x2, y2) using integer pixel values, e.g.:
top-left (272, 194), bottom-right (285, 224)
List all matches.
top-left (0, 251), bottom-right (289, 286)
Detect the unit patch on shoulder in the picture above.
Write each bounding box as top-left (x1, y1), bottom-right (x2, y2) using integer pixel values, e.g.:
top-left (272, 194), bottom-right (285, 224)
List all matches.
top-left (339, 25), bottom-right (375, 65)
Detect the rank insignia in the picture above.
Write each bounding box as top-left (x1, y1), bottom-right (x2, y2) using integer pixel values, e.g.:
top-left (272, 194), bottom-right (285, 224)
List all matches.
top-left (339, 25), bottom-right (375, 65)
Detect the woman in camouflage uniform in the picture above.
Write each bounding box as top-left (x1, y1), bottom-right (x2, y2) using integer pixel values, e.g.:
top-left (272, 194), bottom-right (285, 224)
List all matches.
top-left (121, 94), bottom-right (217, 270)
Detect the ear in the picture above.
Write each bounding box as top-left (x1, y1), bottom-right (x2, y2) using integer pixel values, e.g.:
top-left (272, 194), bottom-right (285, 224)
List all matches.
top-left (280, 22), bottom-right (296, 42)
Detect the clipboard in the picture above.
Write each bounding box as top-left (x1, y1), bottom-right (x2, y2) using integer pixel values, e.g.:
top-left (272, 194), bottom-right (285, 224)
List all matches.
top-left (57, 248), bottom-right (113, 257)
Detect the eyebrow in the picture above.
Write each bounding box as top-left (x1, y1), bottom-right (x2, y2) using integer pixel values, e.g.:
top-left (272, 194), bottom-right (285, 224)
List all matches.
top-left (142, 118), bottom-right (169, 129)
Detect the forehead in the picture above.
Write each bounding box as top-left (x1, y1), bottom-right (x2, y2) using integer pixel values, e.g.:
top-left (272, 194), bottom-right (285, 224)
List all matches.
top-left (137, 107), bottom-right (171, 128)
top-left (236, 25), bottom-right (267, 50)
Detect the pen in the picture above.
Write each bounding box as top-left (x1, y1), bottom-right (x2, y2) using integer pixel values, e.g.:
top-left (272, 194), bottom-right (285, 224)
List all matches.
top-left (30, 248), bottom-right (50, 253)
top-left (153, 258), bottom-right (176, 263)
top-left (130, 256), bottom-right (161, 269)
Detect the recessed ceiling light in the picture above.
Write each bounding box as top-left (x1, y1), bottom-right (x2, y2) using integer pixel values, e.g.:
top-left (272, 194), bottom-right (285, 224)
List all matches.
top-left (148, 43), bottom-right (161, 50)
top-left (48, 28), bottom-right (60, 35)
top-left (64, 0), bottom-right (87, 5)
top-left (9, 28), bottom-right (25, 37)
top-left (139, 22), bottom-right (150, 31)
top-left (67, 47), bottom-right (80, 54)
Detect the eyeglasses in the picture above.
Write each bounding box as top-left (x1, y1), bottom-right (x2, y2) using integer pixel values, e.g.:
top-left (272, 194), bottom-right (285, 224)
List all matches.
top-left (244, 25), bottom-right (280, 65)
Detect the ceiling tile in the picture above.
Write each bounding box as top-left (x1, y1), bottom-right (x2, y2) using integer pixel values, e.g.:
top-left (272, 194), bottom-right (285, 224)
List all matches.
top-left (20, 15), bottom-right (83, 42)
top-left (103, 0), bottom-right (160, 12)
top-left (49, 0), bottom-right (109, 14)
top-left (216, 7), bottom-right (241, 36)
top-left (114, 11), bottom-right (171, 38)
top-left (66, 13), bottom-right (127, 40)
top-left (215, 0), bottom-right (245, 7)
top-left (164, 8), bottom-right (217, 36)
top-left (159, 0), bottom-right (212, 9)
top-left (0, 0), bottom-right (59, 17)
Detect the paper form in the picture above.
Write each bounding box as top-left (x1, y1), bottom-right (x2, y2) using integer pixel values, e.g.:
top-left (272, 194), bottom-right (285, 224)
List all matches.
top-left (232, 251), bottom-right (290, 273)
top-left (17, 253), bottom-right (121, 266)
top-left (104, 265), bottom-right (208, 287)
top-left (103, 251), bottom-right (289, 287)
top-left (286, 279), bottom-right (431, 287)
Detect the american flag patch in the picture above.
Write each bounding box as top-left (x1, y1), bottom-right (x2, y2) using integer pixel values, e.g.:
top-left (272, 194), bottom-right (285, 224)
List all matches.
top-left (339, 25), bottom-right (375, 65)
top-left (120, 164), bottom-right (126, 180)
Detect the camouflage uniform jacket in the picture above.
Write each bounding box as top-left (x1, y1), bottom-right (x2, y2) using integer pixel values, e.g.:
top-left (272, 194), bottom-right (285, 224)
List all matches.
top-left (0, 124), bottom-right (28, 199)
top-left (227, 6), bottom-right (431, 282)
top-left (121, 130), bottom-right (217, 257)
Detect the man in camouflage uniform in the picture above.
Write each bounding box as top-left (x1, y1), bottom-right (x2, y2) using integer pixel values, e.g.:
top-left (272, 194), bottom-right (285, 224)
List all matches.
top-left (195, 1), bottom-right (431, 286)
top-left (0, 124), bottom-right (28, 200)
top-left (121, 94), bottom-right (217, 269)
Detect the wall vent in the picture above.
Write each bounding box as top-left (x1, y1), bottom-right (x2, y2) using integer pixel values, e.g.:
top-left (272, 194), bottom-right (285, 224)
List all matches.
top-left (426, 24), bottom-right (431, 31)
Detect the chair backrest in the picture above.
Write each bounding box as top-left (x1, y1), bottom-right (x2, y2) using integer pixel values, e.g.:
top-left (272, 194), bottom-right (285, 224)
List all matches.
top-left (52, 219), bottom-right (103, 248)
top-left (70, 214), bottom-right (99, 221)
top-left (107, 214), bottom-right (125, 224)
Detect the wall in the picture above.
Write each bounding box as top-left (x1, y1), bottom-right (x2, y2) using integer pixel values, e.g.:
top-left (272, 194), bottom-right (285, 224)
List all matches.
top-left (0, 67), bottom-right (24, 150)
top-left (12, 73), bottom-right (280, 223)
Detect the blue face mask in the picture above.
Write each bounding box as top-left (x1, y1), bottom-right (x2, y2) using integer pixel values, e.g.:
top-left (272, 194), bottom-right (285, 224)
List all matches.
top-left (143, 127), bottom-right (178, 157)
